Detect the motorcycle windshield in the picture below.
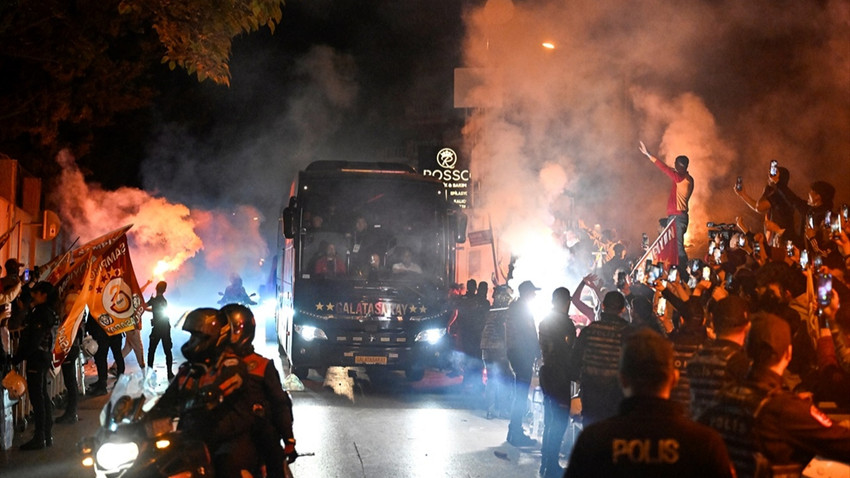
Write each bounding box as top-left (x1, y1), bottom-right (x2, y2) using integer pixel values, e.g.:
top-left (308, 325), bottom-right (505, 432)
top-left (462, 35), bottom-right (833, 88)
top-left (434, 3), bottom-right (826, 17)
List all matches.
top-left (100, 369), bottom-right (163, 426)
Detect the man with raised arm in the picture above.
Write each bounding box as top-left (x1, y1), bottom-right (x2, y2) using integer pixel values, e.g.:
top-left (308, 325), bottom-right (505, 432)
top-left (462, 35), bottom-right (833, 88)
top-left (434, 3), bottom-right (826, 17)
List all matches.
top-left (639, 141), bottom-right (694, 267)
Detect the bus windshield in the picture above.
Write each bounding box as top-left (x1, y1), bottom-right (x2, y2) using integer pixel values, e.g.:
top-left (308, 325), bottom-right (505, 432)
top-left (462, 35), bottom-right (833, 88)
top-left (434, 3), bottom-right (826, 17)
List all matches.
top-left (298, 177), bottom-right (447, 286)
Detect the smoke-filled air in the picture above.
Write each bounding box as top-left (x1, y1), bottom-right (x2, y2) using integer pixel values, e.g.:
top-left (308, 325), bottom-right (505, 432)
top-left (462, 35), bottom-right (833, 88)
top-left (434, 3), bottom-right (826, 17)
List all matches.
top-left (461, 0), bottom-right (850, 291)
top-left (51, 149), bottom-right (268, 307)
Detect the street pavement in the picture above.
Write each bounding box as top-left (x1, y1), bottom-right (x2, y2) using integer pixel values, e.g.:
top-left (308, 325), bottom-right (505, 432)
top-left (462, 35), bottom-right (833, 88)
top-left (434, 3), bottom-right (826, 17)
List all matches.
top-left (0, 345), bottom-right (563, 478)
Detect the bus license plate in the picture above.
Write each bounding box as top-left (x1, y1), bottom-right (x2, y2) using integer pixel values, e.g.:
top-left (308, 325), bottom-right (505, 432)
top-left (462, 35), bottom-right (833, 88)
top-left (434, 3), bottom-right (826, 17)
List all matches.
top-left (355, 355), bottom-right (387, 365)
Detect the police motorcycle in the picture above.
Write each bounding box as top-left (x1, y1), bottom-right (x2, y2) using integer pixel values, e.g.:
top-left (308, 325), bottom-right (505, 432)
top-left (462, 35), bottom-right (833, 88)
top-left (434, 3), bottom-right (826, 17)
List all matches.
top-left (218, 275), bottom-right (258, 306)
top-left (80, 370), bottom-right (213, 477)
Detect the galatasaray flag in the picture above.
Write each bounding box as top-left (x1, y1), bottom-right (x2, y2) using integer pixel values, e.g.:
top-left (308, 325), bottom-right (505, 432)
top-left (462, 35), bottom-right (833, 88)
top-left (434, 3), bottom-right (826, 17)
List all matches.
top-left (51, 250), bottom-right (94, 368)
top-left (46, 225), bottom-right (132, 284)
top-left (50, 226), bottom-right (138, 367)
top-left (632, 219), bottom-right (679, 274)
top-left (86, 235), bottom-right (145, 336)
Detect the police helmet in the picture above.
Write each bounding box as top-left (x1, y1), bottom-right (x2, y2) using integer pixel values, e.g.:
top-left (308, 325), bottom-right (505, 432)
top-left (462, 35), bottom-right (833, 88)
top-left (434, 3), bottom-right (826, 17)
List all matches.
top-left (219, 303), bottom-right (256, 356)
top-left (181, 307), bottom-right (230, 362)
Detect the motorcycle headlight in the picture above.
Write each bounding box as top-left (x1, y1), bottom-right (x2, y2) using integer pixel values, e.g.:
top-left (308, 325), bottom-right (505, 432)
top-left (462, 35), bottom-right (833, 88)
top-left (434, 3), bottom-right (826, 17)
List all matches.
top-left (414, 328), bottom-right (446, 345)
top-left (96, 441), bottom-right (139, 471)
top-left (294, 324), bottom-right (328, 341)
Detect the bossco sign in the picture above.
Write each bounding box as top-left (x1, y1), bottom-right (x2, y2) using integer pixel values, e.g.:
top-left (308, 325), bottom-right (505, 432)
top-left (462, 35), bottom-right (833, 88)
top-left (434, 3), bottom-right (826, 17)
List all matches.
top-left (422, 148), bottom-right (470, 208)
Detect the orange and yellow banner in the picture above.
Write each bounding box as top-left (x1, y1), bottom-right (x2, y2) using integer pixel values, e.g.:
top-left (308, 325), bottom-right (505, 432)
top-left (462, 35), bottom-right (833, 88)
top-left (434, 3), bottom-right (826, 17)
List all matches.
top-left (85, 234), bottom-right (145, 336)
top-left (46, 225), bottom-right (132, 284)
top-left (50, 226), bottom-right (144, 367)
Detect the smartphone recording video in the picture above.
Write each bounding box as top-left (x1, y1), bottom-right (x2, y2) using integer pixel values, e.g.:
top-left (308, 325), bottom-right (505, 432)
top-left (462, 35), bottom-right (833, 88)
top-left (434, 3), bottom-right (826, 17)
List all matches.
top-left (735, 176), bottom-right (743, 192)
top-left (800, 250), bottom-right (809, 269)
top-left (724, 273), bottom-right (735, 292)
top-left (616, 271), bottom-right (626, 289)
top-left (769, 160), bottom-right (778, 177)
top-left (817, 273), bottom-right (833, 307)
top-left (656, 298), bottom-right (667, 317)
top-left (702, 266), bottom-right (711, 282)
top-left (668, 267), bottom-right (678, 283)
top-left (786, 240), bottom-right (794, 257)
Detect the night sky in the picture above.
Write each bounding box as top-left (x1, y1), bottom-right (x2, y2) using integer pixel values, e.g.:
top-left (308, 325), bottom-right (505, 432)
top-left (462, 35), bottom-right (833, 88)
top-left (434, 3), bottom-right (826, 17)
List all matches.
top-left (3, 0), bottom-right (848, 295)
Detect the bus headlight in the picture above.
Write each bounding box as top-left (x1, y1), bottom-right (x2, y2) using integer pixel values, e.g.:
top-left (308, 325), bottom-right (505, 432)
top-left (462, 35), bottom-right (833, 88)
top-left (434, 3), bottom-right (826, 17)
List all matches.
top-left (294, 324), bottom-right (328, 341)
top-left (96, 441), bottom-right (139, 471)
top-left (414, 328), bottom-right (446, 345)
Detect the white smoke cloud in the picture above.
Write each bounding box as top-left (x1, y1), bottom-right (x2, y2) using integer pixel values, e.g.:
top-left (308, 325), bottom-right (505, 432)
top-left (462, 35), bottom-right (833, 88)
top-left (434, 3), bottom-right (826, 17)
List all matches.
top-left (51, 150), bottom-right (268, 306)
top-left (461, 0), bottom-right (850, 289)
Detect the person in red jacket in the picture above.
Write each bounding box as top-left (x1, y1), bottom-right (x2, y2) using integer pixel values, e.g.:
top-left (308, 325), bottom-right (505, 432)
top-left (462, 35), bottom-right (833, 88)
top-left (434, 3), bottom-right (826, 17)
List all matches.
top-left (640, 141), bottom-right (694, 267)
top-left (314, 243), bottom-right (346, 277)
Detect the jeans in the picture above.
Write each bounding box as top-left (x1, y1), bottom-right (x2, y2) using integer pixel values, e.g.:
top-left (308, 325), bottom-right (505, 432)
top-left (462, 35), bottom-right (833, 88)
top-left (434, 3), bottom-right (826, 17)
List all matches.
top-left (541, 395), bottom-right (571, 472)
top-left (668, 213), bottom-right (689, 266)
top-left (26, 366), bottom-right (52, 439)
top-left (508, 363), bottom-right (533, 434)
top-left (483, 357), bottom-right (511, 416)
top-left (61, 351), bottom-right (79, 414)
top-left (94, 332), bottom-right (124, 382)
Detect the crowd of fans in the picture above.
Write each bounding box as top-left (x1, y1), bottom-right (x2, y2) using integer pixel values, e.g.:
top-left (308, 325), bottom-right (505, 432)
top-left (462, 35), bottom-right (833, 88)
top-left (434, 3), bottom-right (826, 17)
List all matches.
top-left (450, 169), bottom-right (850, 477)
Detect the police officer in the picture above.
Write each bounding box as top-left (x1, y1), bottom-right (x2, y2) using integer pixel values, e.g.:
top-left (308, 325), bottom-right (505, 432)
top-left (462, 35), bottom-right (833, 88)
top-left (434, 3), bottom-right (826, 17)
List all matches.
top-left (537, 286), bottom-right (576, 478)
top-left (565, 329), bottom-right (734, 478)
top-left (568, 291), bottom-right (633, 426)
top-left (153, 308), bottom-right (260, 476)
top-left (219, 304), bottom-right (297, 478)
top-left (146, 281), bottom-right (174, 380)
top-left (687, 296), bottom-right (751, 420)
top-left (702, 313), bottom-right (850, 477)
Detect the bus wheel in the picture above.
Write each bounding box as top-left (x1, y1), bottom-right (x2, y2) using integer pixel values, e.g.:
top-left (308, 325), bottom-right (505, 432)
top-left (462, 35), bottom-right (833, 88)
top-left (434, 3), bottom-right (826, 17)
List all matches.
top-left (405, 366), bottom-right (425, 382)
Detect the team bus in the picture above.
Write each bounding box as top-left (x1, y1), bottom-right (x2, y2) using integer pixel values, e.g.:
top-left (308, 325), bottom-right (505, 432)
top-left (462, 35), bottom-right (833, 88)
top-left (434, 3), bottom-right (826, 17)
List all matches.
top-left (277, 161), bottom-right (467, 381)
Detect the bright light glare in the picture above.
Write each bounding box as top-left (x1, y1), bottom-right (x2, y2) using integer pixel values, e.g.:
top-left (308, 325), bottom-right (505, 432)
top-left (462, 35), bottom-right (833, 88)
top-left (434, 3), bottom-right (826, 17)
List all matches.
top-left (82, 456), bottom-right (94, 467)
top-left (542, 42), bottom-right (555, 49)
top-left (154, 439), bottom-right (171, 449)
top-left (414, 328), bottom-right (446, 345)
top-left (295, 324), bottom-right (328, 341)
top-left (96, 442), bottom-right (139, 471)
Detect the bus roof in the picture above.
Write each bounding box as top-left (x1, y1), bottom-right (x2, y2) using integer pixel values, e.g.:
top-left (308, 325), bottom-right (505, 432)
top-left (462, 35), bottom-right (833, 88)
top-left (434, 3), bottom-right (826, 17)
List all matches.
top-left (305, 161), bottom-right (416, 174)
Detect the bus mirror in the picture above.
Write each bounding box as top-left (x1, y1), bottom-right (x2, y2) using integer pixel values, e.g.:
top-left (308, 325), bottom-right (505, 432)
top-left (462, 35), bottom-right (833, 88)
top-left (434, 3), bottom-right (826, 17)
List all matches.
top-left (455, 212), bottom-right (468, 243)
top-left (282, 207), bottom-right (298, 239)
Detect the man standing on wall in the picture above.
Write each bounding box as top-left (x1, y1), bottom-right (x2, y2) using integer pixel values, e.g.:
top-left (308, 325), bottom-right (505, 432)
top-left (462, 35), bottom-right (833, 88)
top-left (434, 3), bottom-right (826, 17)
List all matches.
top-left (639, 141), bottom-right (694, 267)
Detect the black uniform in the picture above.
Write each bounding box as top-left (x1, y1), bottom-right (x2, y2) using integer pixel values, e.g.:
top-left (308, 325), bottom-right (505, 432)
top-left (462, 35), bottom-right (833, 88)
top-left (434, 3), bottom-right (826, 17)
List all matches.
top-left (565, 396), bottom-right (734, 478)
top-left (14, 302), bottom-right (59, 443)
top-left (702, 367), bottom-right (850, 477)
top-left (147, 294), bottom-right (173, 376)
top-left (687, 339), bottom-right (749, 420)
top-left (154, 358), bottom-right (259, 476)
top-left (568, 312), bottom-right (632, 425)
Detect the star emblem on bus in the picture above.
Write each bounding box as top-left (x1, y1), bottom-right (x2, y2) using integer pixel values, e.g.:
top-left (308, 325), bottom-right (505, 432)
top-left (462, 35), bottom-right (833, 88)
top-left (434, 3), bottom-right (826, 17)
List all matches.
top-left (316, 302), bottom-right (324, 311)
